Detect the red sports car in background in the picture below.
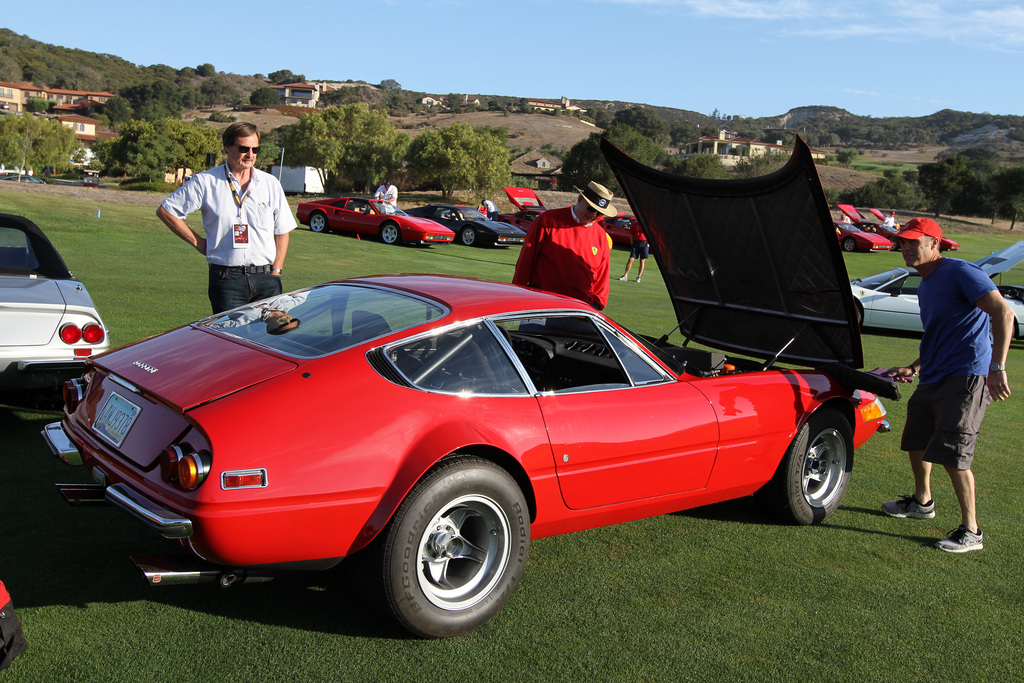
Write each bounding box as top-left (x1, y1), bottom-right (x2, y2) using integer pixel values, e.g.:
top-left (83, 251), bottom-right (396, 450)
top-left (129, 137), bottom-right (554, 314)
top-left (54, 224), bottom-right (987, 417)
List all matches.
top-left (601, 214), bottom-right (637, 245)
top-left (496, 186), bottom-right (547, 229)
top-left (835, 221), bottom-right (894, 252)
top-left (296, 196), bottom-right (454, 246)
top-left (43, 137), bottom-right (893, 639)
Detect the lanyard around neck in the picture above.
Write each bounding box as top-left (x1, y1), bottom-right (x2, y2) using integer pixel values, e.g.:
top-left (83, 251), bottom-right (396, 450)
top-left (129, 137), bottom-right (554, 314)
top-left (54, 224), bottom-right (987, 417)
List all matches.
top-left (225, 166), bottom-right (249, 213)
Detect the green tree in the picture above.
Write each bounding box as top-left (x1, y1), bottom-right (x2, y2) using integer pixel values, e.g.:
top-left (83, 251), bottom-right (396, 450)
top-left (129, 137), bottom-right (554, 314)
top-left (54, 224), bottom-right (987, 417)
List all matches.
top-left (669, 121), bottom-right (699, 146)
top-left (100, 97), bottom-right (133, 128)
top-left (990, 165), bottom-right (1024, 230)
top-left (268, 69), bottom-right (303, 85)
top-left (559, 125), bottom-right (667, 194)
top-left (664, 153), bottom-right (731, 179)
top-left (284, 104), bottom-right (409, 192)
top-left (839, 173), bottom-right (922, 211)
top-left (406, 122), bottom-right (509, 199)
top-left (612, 107), bottom-right (670, 144)
top-left (25, 97), bottom-right (51, 112)
top-left (196, 63), bottom-right (216, 77)
top-left (249, 87), bottom-right (280, 107)
top-left (918, 155), bottom-right (972, 216)
top-left (0, 114), bottom-right (77, 174)
top-left (164, 119), bottom-right (221, 181)
top-left (836, 148), bottom-right (858, 167)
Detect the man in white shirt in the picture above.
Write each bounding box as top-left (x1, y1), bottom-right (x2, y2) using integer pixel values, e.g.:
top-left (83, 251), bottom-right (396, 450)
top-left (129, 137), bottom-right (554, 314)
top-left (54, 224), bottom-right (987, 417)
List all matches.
top-left (374, 179), bottom-right (398, 206)
top-left (157, 122), bottom-right (296, 313)
top-left (882, 211), bottom-right (897, 229)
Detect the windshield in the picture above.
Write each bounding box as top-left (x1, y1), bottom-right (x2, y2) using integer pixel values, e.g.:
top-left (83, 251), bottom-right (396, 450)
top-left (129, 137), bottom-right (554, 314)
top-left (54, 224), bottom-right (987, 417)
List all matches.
top-left (200, 284), bottom-right (446, 358)
top-left (851, 268), bottom-right (908, 289)
top-left (372, 200), bottom-right (402, 216)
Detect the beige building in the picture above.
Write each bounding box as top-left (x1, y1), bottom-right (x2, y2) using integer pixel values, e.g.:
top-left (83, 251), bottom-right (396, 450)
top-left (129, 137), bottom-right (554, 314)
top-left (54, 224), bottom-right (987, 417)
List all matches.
top-left (0, 82), bottom-right (115, 114)
top-left (269, 82), bottom-right (333, 108)
top-left (677, 129), bottom-right (827, 166)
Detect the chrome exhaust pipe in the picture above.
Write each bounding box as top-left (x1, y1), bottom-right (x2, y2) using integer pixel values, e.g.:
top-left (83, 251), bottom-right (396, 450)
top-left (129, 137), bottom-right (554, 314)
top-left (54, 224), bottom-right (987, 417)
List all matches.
top-left (131, 556), bottom-right (275, 587)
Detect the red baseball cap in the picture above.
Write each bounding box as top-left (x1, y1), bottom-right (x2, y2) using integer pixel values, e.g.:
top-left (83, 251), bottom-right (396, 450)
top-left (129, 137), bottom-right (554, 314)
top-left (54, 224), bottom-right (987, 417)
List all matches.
top-left (896, 217), bottom-right (943, 240)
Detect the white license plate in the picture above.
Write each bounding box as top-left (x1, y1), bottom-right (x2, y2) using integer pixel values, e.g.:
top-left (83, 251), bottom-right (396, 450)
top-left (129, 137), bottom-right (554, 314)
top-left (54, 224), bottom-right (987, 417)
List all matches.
top-left (94, 392), bottom-right (142, 448)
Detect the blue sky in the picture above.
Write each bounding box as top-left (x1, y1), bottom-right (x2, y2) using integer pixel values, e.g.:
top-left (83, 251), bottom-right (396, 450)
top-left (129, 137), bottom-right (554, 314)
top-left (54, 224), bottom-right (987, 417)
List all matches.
top-left (6, 0), bottom-right (1023, 119)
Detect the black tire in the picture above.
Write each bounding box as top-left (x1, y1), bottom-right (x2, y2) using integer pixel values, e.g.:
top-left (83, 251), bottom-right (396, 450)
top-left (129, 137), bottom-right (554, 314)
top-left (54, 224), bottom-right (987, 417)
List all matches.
top-left (842, 237), bottom-right (857, 252)
top-left (309, 212), bottom-right (328, 233)
top-left (380, 222), bottom-right (401, 245)
top-left (459, 226), bottom-right (477, 246)
top-left (754, 408), bottom-right (853, 525)
top-left (379, 455), bottom-right (529, 638)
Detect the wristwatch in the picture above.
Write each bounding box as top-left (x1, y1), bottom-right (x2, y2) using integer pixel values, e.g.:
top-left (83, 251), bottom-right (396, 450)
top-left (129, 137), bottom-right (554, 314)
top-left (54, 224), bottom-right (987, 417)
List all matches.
top-left (990, 362), bottom-right (1006, 372)
top-left (271, 268), bottom-right (282, 275)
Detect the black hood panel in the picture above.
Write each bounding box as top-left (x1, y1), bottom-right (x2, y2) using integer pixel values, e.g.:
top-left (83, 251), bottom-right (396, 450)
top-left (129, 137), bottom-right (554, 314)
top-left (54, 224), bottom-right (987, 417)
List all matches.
top-left (601, 137), bottom-right (863, 368)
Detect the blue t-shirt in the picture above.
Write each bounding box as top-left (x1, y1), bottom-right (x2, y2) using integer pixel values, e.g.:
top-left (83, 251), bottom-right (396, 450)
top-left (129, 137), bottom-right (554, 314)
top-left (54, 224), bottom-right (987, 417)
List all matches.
top-left (918, 258), bottom-right (995, 383)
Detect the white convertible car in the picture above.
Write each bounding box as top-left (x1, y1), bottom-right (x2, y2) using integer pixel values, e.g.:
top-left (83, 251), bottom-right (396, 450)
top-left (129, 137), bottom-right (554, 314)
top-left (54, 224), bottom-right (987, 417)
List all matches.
top-left (850, 241), bottom-right (1024, 336)
top-left (0, 213), bottom-right (109, 395)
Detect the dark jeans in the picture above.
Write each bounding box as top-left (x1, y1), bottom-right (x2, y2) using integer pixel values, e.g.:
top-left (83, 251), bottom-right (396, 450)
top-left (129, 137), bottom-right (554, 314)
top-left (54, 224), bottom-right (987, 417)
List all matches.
top-left (208, 266), bottom-right (283, 314)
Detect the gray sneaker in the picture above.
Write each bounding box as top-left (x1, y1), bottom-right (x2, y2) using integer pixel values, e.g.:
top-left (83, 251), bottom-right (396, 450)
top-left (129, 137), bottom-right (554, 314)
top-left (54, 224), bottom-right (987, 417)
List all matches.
top-left (635, 277), bottom-right (641, 283)
top-left (882, 495), bottom-right (935, 519)
top-left (618, 275), bottom-right (628, 281)
top-left (935, 525), bottom-right (983, 553)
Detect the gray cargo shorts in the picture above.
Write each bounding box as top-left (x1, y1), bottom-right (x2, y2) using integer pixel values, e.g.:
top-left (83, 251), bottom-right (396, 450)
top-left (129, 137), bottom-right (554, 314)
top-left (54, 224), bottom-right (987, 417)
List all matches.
top-left (901, 375), bottom-right (991, 470)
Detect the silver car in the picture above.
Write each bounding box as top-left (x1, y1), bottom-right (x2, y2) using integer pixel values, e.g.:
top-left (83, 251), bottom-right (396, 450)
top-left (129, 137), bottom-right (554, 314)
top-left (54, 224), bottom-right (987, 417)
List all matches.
top-left (0, 213), bottom-right (109, 394)
top-left (850, 241), bottom-right (1024, 336)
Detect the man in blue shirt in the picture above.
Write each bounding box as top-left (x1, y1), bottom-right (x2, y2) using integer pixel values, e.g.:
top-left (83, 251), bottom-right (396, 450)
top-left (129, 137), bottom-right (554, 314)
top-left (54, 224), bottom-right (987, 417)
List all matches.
top-left (881, 218), bottom-right (1013, 553)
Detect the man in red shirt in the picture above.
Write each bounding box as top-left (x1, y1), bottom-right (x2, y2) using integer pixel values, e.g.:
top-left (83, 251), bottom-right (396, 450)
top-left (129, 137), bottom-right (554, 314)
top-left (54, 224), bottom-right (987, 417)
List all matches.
top-left (513, 182), bottom-right (617, 309)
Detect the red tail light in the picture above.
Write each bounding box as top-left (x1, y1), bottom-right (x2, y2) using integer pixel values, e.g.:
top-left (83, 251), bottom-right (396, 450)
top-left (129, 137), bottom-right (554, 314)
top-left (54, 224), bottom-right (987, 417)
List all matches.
top-left (59, 324), bottom-right (82, 344)
top-left (82, 323), bottom-right (105, 344)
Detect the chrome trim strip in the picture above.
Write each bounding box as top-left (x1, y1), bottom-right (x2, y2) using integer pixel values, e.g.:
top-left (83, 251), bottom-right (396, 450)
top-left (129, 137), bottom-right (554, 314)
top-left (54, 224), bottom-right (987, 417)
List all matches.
top-left (106, 483), bottom-right (193, 539)
top-left (106, 373), bottom-right (141, 394)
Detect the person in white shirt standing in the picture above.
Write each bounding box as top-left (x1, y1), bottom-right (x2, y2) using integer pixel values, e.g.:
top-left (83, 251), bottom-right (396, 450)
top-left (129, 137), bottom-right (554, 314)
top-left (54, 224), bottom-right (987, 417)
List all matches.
top-left (374, 178), bottom-right (398, 206)
top-left (157, 122), bottom-right (296, 313)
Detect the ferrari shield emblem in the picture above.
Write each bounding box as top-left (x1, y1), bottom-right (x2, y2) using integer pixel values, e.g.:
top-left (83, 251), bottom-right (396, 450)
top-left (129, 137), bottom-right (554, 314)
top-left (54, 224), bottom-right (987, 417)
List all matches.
top-left (591, 246), bottom-right (598, 255)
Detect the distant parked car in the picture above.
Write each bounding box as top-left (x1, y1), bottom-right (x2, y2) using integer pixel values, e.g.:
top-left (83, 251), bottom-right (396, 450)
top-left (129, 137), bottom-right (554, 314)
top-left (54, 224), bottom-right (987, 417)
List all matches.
top-left (83, 172), bottom-right (100, 188)
top-left (296, 196), bottom-right (455, 246)
top-left (600, 215), bottom-right (637, 245)
top-left (495, 208), bottom-right (544, 230)
top-left (0, 213), bottom-right (109, 394)
top-left (404, 204), bottom-right (526, 246)
top-left (1, 174), bottom-right (45, 184)
top-left (835, 222), bottom-right (893, 252)
top-left (850, 241), bottom-right (1024, 335)
top-left (496, 186), bottom-right (549, 230)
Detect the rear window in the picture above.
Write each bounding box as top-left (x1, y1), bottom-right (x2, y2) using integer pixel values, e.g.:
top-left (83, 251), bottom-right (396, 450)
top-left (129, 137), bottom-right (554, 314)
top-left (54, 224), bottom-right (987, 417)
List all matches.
top-left (0, 227), bottom-right (39, 271)
top-left (199, 284), bottom-right (446, 358)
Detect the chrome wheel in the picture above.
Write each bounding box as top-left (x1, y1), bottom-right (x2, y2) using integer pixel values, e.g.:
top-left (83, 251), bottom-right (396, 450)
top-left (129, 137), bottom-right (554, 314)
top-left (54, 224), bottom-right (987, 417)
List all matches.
top-left (801, 426), bottom-right (847, 509)
top-left (380, 222), bottom-right (401, 245)
top-left (460, 227), bottom-right (477, 246)
top-left (309, 212), bottom-right (327, 232)
top-left (417, 494), bottom-right (510, 610)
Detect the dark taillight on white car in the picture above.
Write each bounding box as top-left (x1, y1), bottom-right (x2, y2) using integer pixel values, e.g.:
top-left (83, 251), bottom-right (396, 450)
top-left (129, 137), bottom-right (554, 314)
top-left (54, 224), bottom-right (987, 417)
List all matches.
top-left (160, 445), bottom-right (211, 491)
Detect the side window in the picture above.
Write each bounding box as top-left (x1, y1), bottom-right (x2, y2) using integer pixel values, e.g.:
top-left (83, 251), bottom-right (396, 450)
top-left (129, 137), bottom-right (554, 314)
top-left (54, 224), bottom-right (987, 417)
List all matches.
top-left (901, 276), bottom-right (922, 296)
top-left (497, 316), bottom-right (631, 393)
top-left (601, 327), bottom-right (669, 385)
top-left (387, 322), bottom-right (527, 395)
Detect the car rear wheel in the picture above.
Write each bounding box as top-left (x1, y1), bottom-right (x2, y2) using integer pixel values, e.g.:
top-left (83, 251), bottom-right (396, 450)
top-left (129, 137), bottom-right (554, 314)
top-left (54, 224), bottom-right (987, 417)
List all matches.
top-left (380, 222), bottom-right (401, 245)
top-left (379, 455), bottom-right (529, 638)
top-left (459, 226), bottom-right (477, 246)
top-left (842, 237), bottom-right (857, 252)
top-left (754, 408), bottom-right (852, 525)
top-left (309, 212), bottom-right (328, 233)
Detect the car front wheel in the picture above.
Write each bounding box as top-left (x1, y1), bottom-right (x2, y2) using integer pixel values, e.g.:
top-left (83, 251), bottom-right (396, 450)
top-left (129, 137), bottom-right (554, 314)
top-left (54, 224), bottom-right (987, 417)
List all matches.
top-left (380, 222), bottom-right (401, 245)
top-left (379, 455), bottom-right (530, 638)
top-left (309, 212), bottom-right (328, 233)
top-left (842, 237), bottom-right (857, 252)
top-left (754, 408), bottom-right (852, 525)
top-left (459, 226), bottom-right (477, 246)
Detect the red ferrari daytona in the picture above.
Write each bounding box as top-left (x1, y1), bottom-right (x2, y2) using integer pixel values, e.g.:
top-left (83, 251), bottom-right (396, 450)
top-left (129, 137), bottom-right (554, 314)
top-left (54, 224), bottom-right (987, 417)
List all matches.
top-left (44, 137), bottom-right (893, 639)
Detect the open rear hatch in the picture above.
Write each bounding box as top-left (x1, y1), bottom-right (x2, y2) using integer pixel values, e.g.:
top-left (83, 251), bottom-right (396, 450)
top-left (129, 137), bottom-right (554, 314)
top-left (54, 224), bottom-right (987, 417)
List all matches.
top-left (503, 187), bottom-right (546, 211)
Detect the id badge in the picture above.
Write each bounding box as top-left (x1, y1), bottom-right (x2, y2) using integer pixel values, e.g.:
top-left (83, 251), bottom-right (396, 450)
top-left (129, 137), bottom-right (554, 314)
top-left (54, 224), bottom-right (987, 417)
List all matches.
top-left (233, 223), bottom-right (249, 248)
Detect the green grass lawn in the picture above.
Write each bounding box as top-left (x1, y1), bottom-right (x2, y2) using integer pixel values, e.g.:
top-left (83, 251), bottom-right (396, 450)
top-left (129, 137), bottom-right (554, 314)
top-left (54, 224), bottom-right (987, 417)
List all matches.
top-left (1, 189), bottom-right (1022, 682)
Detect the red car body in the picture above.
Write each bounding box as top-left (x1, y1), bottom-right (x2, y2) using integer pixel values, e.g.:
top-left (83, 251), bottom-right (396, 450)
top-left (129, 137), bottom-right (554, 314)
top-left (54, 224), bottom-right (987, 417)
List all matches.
top-left (835, 222), bottom-right (894, 251)
top-left (296, 196), bottom-right (454, 246)
top-left (601, 214), bottom-right (637, 245)
top-left (496, 187), bottom-right (547, 229)
top-left (45, 137), bottom-right (893, 638)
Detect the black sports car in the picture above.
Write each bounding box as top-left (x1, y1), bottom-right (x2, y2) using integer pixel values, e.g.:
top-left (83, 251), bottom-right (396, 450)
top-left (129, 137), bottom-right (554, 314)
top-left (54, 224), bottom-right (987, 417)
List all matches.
top-left (404, 204), bottom-right (526, 247)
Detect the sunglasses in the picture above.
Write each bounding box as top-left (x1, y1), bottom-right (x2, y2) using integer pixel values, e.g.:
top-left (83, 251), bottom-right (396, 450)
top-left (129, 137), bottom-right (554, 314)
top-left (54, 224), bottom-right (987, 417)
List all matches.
top-left (235, 145), bottom-right (260, 154)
